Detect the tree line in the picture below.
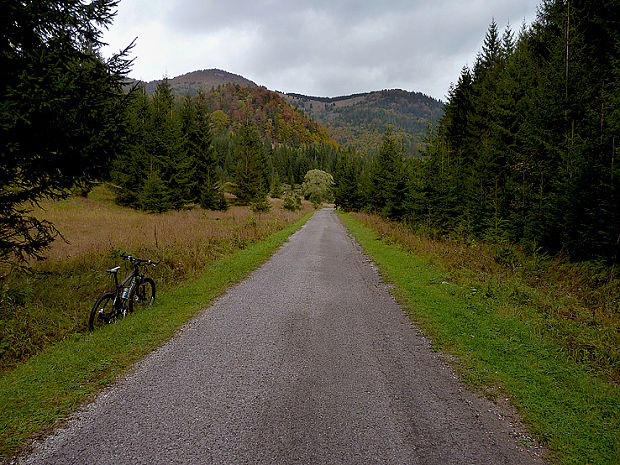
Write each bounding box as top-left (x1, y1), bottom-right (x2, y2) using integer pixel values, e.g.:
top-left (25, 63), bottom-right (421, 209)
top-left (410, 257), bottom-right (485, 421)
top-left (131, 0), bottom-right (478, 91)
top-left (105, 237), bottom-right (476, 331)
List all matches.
top-left (334, 0), bottom-right (619, 262)
top-left (111, 79), bottom-right (344, 213)
top-left (1, 0), bottom-right (342, 262)
top-left (2, 0), bottom-right (617, 264)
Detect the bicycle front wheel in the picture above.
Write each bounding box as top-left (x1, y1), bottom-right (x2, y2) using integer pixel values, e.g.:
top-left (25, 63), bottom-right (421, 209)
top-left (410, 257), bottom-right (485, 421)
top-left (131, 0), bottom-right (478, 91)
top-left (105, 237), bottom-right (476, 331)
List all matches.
top-left (89, 292), bottom-right (117, 331)
top-left (133, 277), bottom-right (155, 308)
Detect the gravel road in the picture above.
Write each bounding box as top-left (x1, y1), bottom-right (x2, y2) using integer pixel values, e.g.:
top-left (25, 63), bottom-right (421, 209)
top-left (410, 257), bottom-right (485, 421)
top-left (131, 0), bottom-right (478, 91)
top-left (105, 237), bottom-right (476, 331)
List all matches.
top-left (20, 208), bottom-right (545, 464)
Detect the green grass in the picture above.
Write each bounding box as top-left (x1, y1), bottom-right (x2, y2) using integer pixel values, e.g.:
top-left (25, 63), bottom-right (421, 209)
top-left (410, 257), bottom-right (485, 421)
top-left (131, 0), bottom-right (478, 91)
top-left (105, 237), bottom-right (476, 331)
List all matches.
top-left (1, 186), bottom-right (312, 371)
top-left (339, 212), bottom-right (619, 465)
top-left (0, 211), bottom-right (312, 460)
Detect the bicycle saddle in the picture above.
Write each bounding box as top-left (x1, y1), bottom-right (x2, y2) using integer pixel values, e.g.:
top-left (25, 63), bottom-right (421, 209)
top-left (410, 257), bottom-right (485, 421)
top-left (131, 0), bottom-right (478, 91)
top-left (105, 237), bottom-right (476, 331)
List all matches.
top-left (106, 266), bottom-right (121, 273)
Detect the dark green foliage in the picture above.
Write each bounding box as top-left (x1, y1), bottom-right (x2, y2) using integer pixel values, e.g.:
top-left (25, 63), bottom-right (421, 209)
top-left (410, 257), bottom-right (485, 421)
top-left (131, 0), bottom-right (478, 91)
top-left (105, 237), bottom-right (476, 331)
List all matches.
top-left (270, 173), bottom-right (283, 198)
top-left (214, 190), bottom-right (229, 211)
top-left (111, 87), bottom-right (150, 207)
top-left (369, 128), bottom-right (406, 219)
top-left (111, 84), bottom-right (346, 213)
top-left (333, 2), bottom-right (619, 262)
top-left (151, 79), bottom-right (186, 210)
top-left (250, 198), bottom-right (271, 213)
top-left (0, 0), bottom-right (132, 263)
top-left (444, 3), bottom-right (620, 260)
top-left (334, 150), bottom-right (362, 211)
top-left (184, 92), bottom-right (220, 209)
top-left (139, 172), bottom-right (171, 213)
top-left (232, 121), bottom-right (268, 205)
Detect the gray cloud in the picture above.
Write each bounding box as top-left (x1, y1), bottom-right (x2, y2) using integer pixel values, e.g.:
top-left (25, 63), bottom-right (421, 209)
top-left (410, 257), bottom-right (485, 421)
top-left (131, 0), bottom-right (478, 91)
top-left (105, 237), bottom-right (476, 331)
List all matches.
top-left (103, 0), bottom-right (540, 100)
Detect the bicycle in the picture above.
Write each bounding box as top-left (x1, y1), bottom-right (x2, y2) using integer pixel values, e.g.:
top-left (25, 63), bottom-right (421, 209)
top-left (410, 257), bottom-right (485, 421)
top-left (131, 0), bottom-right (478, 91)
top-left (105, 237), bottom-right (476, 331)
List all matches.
top-left (89, 252), bottom-right (161, 331)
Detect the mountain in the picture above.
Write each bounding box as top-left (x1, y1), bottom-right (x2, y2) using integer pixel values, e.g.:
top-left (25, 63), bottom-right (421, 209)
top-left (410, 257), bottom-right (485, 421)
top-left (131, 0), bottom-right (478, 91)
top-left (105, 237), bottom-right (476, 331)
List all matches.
top-left (135, 69), bottom-right (442, 154)
top-left (141, 69), bottom-right (257, 95)
top-left (280, 89), bottom-right (443, 155)
top-left (204, 84), bottom-right (334, 146)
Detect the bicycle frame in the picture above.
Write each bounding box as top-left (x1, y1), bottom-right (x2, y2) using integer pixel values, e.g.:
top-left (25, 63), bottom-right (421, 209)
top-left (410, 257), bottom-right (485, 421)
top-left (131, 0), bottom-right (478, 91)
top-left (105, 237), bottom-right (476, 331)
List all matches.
top-left (108, 257), bottom-right (150, 313)
top-left (90, 253), bottom-right (160, 331)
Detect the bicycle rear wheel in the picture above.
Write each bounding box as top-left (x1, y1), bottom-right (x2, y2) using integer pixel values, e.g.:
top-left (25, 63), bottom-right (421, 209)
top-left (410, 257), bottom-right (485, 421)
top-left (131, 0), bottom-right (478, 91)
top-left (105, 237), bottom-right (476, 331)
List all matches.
top-left (133, 278), bottom-right (155, 309)
top-left (89, 292), bottom-right (117, 331)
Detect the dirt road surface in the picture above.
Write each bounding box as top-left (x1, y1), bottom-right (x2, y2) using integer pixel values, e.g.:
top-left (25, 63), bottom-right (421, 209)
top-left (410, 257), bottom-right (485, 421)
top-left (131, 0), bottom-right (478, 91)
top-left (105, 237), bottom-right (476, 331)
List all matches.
top-left (20, 209), bottom-right (545, 464)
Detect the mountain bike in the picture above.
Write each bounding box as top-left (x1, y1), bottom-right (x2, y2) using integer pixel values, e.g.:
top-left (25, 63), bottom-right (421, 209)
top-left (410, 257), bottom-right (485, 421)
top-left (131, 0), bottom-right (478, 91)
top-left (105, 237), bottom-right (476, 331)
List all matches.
top-left (89, 253), bottom-right (161, 331)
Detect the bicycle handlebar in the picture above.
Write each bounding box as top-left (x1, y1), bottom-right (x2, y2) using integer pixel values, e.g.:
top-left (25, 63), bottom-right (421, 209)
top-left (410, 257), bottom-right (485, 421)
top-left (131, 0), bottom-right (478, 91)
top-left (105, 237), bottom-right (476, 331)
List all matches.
top-left (120, 252), bottom-right (161, 266)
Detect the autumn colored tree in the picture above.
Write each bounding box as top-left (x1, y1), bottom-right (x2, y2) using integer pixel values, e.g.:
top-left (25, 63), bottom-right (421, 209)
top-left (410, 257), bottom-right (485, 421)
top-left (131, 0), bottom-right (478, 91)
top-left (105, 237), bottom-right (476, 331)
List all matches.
top-left (302, 169), bottom-right (334, 206)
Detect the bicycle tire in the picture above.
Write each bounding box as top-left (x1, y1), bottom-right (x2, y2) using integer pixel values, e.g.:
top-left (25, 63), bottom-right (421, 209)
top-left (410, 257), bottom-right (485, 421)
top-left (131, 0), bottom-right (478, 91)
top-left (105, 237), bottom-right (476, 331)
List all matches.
top-left (89, 292), bottom-right (117, 331)
top-left (133, 277), bottom-right (155, 309)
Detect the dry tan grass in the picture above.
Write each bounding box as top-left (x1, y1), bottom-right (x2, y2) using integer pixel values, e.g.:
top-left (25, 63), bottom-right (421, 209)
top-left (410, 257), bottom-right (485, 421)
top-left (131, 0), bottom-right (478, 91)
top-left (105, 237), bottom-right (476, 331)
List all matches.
top-left (0, 187), bottom-right (313, 370)
top-left (32, 192), bottom-right (312, 264)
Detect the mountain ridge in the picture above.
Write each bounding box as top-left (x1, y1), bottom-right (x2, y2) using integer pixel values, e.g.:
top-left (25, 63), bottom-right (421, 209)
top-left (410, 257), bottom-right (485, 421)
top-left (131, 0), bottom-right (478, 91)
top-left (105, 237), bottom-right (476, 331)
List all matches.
top-left (280, 88), bottom-right (443, 154)
top-left (136, 69), bottom-right (443, 153)
top-left (140, 69), bottom-right (257, 95)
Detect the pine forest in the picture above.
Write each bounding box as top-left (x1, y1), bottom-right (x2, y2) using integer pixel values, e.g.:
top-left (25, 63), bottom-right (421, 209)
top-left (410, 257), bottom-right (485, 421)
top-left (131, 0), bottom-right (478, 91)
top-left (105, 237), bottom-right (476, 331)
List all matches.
top-left (334, 1), bottom-right (618, 262)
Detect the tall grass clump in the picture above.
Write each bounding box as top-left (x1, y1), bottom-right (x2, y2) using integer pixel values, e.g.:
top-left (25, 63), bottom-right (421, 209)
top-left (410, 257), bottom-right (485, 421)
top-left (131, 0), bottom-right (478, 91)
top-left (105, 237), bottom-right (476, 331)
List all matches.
top-left (0, 185), bottom-right (312, 371)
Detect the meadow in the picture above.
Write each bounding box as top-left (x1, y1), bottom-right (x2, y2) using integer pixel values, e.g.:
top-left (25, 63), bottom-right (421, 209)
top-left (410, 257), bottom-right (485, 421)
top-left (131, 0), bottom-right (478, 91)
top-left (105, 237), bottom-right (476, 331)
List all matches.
top-left (0, 185), bottom-right (312, 371)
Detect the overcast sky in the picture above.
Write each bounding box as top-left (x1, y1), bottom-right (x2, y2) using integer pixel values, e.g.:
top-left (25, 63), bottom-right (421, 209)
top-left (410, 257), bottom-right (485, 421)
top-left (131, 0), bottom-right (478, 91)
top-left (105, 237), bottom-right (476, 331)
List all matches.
top-left (101, 0), bottom-right (541, 101)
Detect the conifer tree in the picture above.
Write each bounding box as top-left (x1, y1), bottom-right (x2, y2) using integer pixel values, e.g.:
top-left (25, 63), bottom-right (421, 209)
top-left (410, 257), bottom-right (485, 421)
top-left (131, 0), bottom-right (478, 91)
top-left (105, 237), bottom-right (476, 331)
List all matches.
top-left (111, 85), bottom-right (151, 207)
top-left (1, 0), bottom-right (132, 262)
top-left (334, 150), bottom-right (361, 211)
top-left (420, 0), bottom-right (619, 260)
top-left (182, 92), bottom-right (219, 209)
top-left (139, 172), bottom-right (172, 213)
top-left (232, 121), bottom-right (267, 205)
top-left (369, 128), bottom-right (403, 217)
top-left (150, 79), bottom-right (184, 209)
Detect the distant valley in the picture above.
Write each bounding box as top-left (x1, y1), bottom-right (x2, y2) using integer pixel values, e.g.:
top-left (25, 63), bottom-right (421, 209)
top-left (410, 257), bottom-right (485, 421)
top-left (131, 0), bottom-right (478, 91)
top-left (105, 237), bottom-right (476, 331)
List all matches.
top-left (135, 69), bottom-right (443, 154)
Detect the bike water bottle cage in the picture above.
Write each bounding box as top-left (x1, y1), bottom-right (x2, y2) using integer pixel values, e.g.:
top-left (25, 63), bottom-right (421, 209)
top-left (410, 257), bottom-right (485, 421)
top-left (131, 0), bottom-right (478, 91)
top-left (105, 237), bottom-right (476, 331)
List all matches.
top-left (106, 266), bottom-right (121, 274)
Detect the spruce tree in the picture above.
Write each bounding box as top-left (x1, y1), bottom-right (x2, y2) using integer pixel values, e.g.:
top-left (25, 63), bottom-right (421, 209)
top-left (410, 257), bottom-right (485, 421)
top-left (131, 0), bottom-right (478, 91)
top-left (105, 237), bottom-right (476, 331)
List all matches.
top-left (148, 79), bottom-right (184, 209)
top-left (334, 150), bottom-right (361, 211)
top-left (1, 0), bottom-right (132, 262)
top-left (111, 85), bottom-right (151, 207)
top-left (182, 92), bottom-right (219, 209)
top-left (420, 0), bottom-right (619, 260)
top-left (233, 121), bottom-right (268, 205)
top-left (139, 172), bottom-right (172, 213)
top-left (369, 128), bottom-right (403, 216)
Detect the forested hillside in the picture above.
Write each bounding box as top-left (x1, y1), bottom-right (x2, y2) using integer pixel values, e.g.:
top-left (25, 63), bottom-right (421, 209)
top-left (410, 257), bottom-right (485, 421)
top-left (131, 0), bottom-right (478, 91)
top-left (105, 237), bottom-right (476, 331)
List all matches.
top-left (111, 80), bottom-right (343, 212)
top-left (283, 89), bottom-right (443, 155)
top-left (138, 70), bottom-right (443, 156)
top-left (334, 1), bottom-right (619, 262)
top-left (205, 84), bottom-right (334, 146)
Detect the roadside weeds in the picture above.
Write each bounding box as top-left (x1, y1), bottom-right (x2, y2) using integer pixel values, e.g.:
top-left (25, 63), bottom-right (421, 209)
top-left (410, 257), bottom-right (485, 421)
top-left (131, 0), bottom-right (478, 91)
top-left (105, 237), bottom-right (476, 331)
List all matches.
top-left (338, 211), bottom-right (619, 465)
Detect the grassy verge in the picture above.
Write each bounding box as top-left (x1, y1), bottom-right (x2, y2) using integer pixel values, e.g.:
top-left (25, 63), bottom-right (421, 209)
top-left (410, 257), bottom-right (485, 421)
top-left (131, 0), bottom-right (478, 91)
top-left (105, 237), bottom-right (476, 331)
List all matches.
top-left (0, 185), bottom-right (312, 371)
top-left (338, 212), bottom-right (619, 465)
top-left (0, 211), bottom-right (313, 460)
